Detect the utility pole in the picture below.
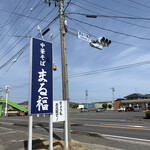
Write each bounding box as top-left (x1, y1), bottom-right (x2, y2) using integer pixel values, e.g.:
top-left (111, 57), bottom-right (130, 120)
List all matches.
top-left (111, 87), bottom-right (115, 110)
top-left (59, 0), bottom-right (70, 142)
top-left (86, 89), bottom-right (88, 108)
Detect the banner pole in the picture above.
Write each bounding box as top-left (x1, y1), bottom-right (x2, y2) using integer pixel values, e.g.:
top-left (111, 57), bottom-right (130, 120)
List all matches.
top-left (65, 101), bottom-right (69, 149)
top-left (28, 115), bottom-right (33, 150)
top-left (49, 114), bottom-right (53, 150)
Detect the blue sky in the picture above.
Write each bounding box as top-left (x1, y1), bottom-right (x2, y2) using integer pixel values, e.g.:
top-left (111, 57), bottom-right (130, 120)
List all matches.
top-left (1, 0), bottom-right (150, 104)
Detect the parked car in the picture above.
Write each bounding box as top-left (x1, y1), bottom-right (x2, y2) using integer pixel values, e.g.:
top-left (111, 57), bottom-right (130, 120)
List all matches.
top-left (96, 107), bottom-right (105, 112)
top-left (80, 108), bottom-right (89, 112)
top-left (133, 105), bottom-right (143, 112)
top-left (117, 107), bottom-right (125, 112)
top-left (125, 107), bottom-right (134, 112)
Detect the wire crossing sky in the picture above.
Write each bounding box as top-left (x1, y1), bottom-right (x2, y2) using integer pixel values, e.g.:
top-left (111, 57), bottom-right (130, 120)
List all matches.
top-left (0, 0), bottom-right (150, 104)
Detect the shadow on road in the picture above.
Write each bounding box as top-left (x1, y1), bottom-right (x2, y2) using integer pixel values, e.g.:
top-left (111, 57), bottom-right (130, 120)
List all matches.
top-left (37, 123), bottom-right (62, 140)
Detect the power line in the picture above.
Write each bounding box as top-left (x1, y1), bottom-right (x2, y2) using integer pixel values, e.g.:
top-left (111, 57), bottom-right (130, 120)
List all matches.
top-left (66, 12), bottom-right (150, 21)
top-left (0, 14), bottom-right (59, 72)
top-left (0, 34), bottom-right (30, 38)
top-left (128, 0), bottom-right (150, 9)
top-left (71, 1), bottom-right (150, 30)
top-left (0, 5), bottom-right (57, 61)
top-left (0, 0), bottom-right (23, 32)
top-left (54, 60), bottom-right (150, 79)
top-left (0, 7), bottom-right (51, 26)
top-left (0, 0), bottom-right (32, 44)
top-left (111, 0), bottom-right (150, 13)
top-left (67, 26), bottom-right (150, 49)
top-left (82, 0), bottom-right (139, 17)
top-left (66, 16), bottom-right (150, 41)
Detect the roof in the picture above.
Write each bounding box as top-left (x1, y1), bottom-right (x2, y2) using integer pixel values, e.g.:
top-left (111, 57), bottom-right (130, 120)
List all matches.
top-left (144, 94), bottom-right (150, 98)
top-left (115, 98), bottom-right (125, 101)
top-left (124, 93), bottom-right (144, 98)
top-left (121, 99), bottom-right (150, 103)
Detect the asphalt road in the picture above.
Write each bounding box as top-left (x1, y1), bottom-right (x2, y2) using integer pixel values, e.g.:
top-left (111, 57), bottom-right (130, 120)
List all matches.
top-left (0, 111), bottom-right (150, 149)
top-left (70, 111), bottom-right (150, 141)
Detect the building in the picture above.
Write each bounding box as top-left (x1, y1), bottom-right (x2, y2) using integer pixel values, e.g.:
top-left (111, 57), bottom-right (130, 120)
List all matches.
top-left (94, 101), bottom-right (113, 110)
top-left (114, 93), bottom-right (150, 111)
top-left (82, 103), bottom-right (95, 109)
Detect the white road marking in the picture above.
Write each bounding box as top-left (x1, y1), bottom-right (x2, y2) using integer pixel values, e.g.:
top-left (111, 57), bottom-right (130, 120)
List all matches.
top-left (102, 134), bottom-right (150, 142)
top-left (0, 121), bottom-right (14, 125)
top-left (72, 118), bottom-right (126, 122)
top-left (0, 131), bottom-right (15, 135)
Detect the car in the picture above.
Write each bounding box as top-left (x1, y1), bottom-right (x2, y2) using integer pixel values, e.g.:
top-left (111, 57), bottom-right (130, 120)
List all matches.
top-left (80, 108), bottom-right (89, 112)
top-left (133, 105), bottom-right (143, 112)
top-left (125, 107), bottom-right (134, 112)
top-left (117, 107), bottom-right (125, 112)
top-left (96, 107), bottom-right (105, 112)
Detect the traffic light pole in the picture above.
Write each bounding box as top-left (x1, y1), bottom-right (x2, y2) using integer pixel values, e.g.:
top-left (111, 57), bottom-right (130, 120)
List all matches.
top-left (59, 0), bottom-right (71, 144)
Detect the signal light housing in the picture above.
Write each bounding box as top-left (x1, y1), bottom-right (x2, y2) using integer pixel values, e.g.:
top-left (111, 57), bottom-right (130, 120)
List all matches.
top-left (97, 37), bottom-right (111, 47)
top-left (53, 65), bottom-right (57, 71)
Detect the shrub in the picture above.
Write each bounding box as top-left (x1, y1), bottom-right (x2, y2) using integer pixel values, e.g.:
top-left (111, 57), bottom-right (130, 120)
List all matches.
top-left (145, 111), bottom-right (150, 119)
top-left (102, 103), bottom-right (107, 110)
top-left (108, 104), bottom-right (112, 109)
top-left (72, 104), bottom-right (79, 109)
top-left (8, 114), bottom-right (17, 117)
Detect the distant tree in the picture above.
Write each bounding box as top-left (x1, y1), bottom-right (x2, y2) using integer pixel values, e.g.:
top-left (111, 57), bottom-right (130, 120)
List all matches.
top-left (72, 104), bottom-right (79, 109)
top-left (108, 104), bottom-right (112, 109)
top-left (102, 103), bottom-right (107, 110)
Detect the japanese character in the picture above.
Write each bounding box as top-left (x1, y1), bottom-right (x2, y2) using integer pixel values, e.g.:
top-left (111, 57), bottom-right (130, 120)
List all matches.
top-left (38, 83), bottom-right (47, 96)
top-left (40, 43), bottom-right (45, 48)
top-left (40, 48), bottom-right (45, 55)
top-left (36, 99), bottom-right (43, 111)
top-left (56, 103), bottom-right (58, 120)
top-left (40, 55), bottom-right (45, 60)
top-left (38, 69), bottom-right (47, 82)
top-left (42, 104), bottom-right (49, 110)
top-left (40, 61), bottom-right (46, 66)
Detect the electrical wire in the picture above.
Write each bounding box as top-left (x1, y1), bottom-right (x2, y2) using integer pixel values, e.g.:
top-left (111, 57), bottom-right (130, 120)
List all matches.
top-left (0, 7), bottom-right (51, 26)
top-left (0, 14), bottom-right (59, 72)
top-left (128, 0), bottom-right (150, 9)
top-left (66, 16), bottom-right (150, 41)
top-left (71, 2), bottom-right (150, 30)
top-left (64, 0), bottom-right (72, 12)
top-left (0, 0), bottom-right (22, 32)
top-left (67, 25), bottom-right (150, 49)
top-left (0, 0), bottom-right (32, 45)
top-left (0, 4), bottom-right (56, 61)
top-left (54, 60), bottom-right (150, 79)
top-left (66, 12), bottom-right (150, 21)
top-left (81, 0), bottom-right (139, 17)
top-left (111, 0), bottom-right (150, 13)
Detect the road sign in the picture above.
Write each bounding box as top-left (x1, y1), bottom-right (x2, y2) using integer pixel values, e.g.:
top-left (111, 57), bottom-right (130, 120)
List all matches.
top-left (78, 30), bottom-right (91, 42)
top-left (53, 101), bottom-right (67, 122)
top-left (29, 38), bottom-right (53, 115)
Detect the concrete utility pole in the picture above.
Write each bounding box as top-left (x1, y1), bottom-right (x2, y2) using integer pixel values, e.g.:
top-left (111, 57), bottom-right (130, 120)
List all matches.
top-left (59, 0), bottom-right (70, 141)
top-left (86, 89), bottom-right (88, 108)
top-left (111, 87), bottom-right (115, 110)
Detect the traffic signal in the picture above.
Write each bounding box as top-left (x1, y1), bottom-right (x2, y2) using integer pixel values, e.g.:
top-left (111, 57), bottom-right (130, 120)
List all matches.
top-left (97, 37), bottom-right (111, 47)
top-left (53, 65), bottom-right (57, 71)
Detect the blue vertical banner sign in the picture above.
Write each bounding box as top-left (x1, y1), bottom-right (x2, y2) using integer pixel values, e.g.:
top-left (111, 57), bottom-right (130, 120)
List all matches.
top-left (29, 38), bottom-right (53, 115)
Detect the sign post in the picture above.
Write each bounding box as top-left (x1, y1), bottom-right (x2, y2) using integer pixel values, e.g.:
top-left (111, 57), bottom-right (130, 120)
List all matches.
top-left (4, 86), bottom-right (10, 117)
top-left (53, 101), bottom-right (68, 149)
top-left (28, 38), bottom-right (53, 150)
